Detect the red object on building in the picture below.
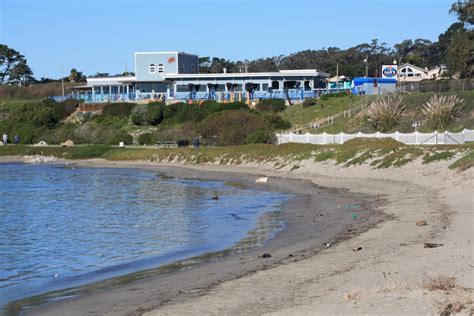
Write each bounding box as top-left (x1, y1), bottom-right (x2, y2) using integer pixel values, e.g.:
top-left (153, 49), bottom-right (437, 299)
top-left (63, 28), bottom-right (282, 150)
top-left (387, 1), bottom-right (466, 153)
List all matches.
top-left (168, 57), bottom-right (176, 64)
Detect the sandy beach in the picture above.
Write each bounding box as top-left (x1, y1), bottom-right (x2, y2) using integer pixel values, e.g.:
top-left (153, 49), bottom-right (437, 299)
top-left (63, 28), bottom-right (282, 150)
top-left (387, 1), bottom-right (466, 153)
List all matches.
top-left (3, 156), bottom-right (473, 315)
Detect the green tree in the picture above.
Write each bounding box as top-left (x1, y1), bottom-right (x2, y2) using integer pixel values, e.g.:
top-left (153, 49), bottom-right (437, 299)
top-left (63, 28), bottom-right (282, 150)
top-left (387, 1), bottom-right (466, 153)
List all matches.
top-left (0, 44), bottom-right (33, 85)
top-left (10, 60), bottom-right (34, 86)
top-left (68, 68), bottom-right (85, 82)
top-left (446, 30), bottom-right (474, 78)
top-left (450, 0), bottom-right (474, 26)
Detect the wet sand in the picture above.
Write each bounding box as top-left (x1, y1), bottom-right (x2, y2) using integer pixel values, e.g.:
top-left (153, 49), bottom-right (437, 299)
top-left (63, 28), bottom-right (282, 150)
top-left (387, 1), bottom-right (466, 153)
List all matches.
top-left (2, 158), bottom-right (387, 315)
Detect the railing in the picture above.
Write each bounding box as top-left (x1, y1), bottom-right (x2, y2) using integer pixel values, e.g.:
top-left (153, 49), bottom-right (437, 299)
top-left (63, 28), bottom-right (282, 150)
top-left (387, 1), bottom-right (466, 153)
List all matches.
top-left (172, 89), bottom-right (314, 101)
top-left (277, 129), bottom-right (474, 145)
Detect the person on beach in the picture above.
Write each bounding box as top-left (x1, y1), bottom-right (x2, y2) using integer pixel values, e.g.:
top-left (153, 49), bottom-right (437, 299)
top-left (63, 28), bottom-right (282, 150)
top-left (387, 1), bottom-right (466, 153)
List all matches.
top-left (14, 134), bottom-right (20, 145)
top-left (2, 132), bottom-right (7, 145)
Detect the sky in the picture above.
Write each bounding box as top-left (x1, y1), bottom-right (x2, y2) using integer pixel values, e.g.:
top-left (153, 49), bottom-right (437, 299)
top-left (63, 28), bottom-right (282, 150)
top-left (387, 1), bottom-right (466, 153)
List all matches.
top-left (0, 0), bottom-right (458, 79)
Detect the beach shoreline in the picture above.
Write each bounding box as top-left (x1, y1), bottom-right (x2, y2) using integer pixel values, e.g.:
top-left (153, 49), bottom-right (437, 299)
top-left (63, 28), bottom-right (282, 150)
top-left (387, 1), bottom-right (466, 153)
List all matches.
top-left (2, 156), bottom-right (472, 315)
top-left (2, 157), bottom-right (386, 316)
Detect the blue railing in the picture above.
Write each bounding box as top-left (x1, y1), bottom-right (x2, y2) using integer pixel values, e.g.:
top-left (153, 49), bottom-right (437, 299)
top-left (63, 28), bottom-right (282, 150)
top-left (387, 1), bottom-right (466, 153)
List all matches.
top-left (172, 89), bottom-right (314, 101)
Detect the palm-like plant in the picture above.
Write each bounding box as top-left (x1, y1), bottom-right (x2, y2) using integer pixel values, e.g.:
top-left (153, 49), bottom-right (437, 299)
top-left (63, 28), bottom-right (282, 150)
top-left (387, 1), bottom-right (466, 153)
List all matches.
top-left (422, 95), bottom-right (463, 130)
top-left (367, 95), bottom-right (406, 131)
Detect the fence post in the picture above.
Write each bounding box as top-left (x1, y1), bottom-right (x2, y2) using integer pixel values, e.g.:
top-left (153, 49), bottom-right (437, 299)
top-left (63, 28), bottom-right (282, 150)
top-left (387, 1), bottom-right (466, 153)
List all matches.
top-left (289, 133), bottom-right (294, 142)
top-left (340, 132), bottom-right (344, 144)
top-left (322, 132), bottom-right (327, 145)
top-left (415, 131), bottom-right (418, 145)
top-left (435, 131), bottom-right (438, 145)
top-left (376, 131), bottom-right (380, 138)
top-left (306, 132), bottom-right (310, 143)
top-left (395, 131), bottom-right (399, 142)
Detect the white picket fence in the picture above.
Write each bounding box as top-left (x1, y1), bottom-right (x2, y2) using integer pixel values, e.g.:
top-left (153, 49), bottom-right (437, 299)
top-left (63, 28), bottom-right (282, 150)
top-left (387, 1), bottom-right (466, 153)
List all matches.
top-left (276, 129), bottom-right (474, 145)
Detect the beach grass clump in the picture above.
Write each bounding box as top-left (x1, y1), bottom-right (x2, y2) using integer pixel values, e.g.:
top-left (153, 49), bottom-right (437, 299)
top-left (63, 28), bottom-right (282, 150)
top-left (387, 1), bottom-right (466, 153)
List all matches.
top-left (422, 94), bottom-right (463, 130)
top-left (370, 147), bottom-right (424, 168)
top-left (449, 151), bottom-right (474, 171)
top-left (422, 151), bottom-right (456, 164)
top-left (367, 95), bottom-right (406, 132)
top-left (332, 138), bottom-right (403, 165)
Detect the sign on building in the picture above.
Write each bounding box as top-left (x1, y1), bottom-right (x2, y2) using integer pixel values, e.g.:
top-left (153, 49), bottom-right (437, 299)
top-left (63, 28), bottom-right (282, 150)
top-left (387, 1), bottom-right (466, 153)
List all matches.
top-left (382, 65), bottom-right (398, 79)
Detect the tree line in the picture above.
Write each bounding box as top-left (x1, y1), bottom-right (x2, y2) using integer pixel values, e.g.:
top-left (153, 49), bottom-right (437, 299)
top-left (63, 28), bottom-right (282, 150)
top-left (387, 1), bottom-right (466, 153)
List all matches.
top-left (0, 0), bottom-right (472, 86)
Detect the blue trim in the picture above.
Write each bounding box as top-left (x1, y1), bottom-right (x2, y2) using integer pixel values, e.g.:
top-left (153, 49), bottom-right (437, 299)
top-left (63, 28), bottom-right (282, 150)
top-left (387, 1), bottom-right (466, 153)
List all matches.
top-left (353, 77), bottom-right (397, 85)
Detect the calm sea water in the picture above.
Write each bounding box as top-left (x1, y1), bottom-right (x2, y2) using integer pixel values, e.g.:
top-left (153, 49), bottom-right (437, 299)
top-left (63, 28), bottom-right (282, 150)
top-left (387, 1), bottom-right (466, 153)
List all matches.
top-left (0, 163), bottom-right (288, 306)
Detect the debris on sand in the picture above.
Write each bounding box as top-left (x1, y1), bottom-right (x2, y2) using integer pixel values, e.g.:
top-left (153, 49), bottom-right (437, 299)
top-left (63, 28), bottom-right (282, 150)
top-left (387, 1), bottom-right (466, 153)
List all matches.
top-left (261, 253), bottom-right (272, 258)
top-left (416, 220), bottom-right (428, 226)
top-left (255, 177), bottom-right (268, 183)
top-left (424, 242), bottom-right (444, 248)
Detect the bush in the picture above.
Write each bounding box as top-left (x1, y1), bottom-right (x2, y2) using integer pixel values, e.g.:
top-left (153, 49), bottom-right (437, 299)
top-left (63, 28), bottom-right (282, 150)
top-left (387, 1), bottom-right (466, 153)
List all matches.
top-left (37, 123), bottom-right (77, 144)
top-left (105, 130), bottom-right (133, 145)
top-left (320, 91), bottom-right (347, 100)
top-left (246, 130), bottom-right (277, 144)
top-left (255, 99), bottom-right (286, 112)
top-left (422, 94), bottom-right (463, 130)
top-left (367, 95), bottom-right (406, 132)
top-left (197, 110), bottom-right (273, 146)
top-left (144, 105), bottom-right (164, 125)
top-left (12, 102), bottom-right (60, 128)
top-left (131, 103), bottom-right (165, 126)
top-left (264, 114), bottom-right (291, 130)
top-left (102, 102), bottom-right (136, 117)
top-left (302, 98), bottom-right (317, 108)
top-left (138, 133), bottom-right (155, 145)
top-left (130, 104), bottom-right (149, 125)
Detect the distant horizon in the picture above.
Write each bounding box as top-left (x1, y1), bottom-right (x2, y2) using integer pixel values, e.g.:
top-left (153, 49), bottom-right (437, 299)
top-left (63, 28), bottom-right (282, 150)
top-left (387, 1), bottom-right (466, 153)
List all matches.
top-left (1, 0), bottom-right (457, 78)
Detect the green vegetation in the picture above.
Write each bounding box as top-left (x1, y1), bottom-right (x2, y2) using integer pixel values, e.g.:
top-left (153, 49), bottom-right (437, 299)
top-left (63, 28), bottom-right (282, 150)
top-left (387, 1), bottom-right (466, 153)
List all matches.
top-left (367, 95), bottom-right (406, 132)
top-left (449, 150), bottom-right (474, 170)
top-left (279, 91), bottom-right (474, 134)
top-left (2, 139), bottom-right (470, 171)
top-left (197, 110), bottom-right (273, 146)
top-left (255, 99), bottom-right (286, 112)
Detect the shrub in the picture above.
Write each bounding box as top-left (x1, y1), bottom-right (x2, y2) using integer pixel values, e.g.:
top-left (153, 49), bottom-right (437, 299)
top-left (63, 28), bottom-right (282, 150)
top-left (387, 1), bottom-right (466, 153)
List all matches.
top-left (38, 123), bottom-right (77, 144)
top-left (246, 130), bottom-right (277, 144)
top-left (102, 102), bottom-right (136, 117)
top-left (144, 105), bottom-right (164, 125)
top-left (197, 110), bottom-right (273, 146)
top-left (105, 130), bottom-right (133, 145)
top-left (12, 102), bottom-right (60, 128)
top-left (302, 98), bottom-right (317, 108)
top-left (130, 104), bottom-right (149, 125)
top-left (264, 114), bottom-right (291, 130)
top-left (422, 94), bottom-right (463, 130)
top-left (367, 95), bottom-right (406, 132)
top-left (320, 91), bottom-right (347, 100)
top-left (138, 133), bottom-right (155, 145)
top-left (255, 99), bottom-right (286, 112)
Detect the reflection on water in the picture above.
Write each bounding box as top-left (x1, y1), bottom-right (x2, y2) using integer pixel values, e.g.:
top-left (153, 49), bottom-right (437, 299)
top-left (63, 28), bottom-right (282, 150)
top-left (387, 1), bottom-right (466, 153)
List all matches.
top-left (0, 163), bottom-right (288, 306)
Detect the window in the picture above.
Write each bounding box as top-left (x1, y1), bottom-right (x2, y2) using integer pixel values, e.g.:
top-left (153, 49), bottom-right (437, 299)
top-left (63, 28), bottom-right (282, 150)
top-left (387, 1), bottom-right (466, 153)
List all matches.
top-left (149, 64), bottom-right (156, 74)
top-left (191, 64), bottom-right (195, 73)
top-left (158, 63), bottom-right (164, 73)
top-left (181, 63), bottom-right (185, 73)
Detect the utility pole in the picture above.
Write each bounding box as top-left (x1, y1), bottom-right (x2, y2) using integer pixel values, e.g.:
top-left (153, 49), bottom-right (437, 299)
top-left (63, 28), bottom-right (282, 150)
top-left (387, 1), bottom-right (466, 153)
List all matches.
top-left (61, 66), bottom-right (65, 96)
top-left (364, 55), bottom-right (368, 77)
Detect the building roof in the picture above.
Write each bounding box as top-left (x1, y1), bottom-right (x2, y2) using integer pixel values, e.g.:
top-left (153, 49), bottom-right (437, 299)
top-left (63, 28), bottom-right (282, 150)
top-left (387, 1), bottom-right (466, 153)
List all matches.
top-left (134, 51), bottom-right (199, 57)
top-left (164, 69), bottom-right (329, 79)
top-left (399, 63), bottom-right (428, 74)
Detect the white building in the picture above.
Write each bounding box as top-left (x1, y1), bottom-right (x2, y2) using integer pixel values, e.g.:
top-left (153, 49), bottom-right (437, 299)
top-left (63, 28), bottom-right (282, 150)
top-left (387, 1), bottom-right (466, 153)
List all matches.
top-left (398, 63), bottom-right (447, 82)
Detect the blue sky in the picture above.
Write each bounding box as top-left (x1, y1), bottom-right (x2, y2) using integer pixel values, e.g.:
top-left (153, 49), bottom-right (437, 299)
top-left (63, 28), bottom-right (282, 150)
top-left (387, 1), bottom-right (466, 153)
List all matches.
top-left (0, 0), bottom-right (457, 78)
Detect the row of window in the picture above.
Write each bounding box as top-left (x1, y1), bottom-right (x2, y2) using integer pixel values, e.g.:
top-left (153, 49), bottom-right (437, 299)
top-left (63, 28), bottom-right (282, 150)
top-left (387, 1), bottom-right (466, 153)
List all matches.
top-left (149, 63), bottom-right (196, 74)
top-left (149, 63), bottom-right (164, 74)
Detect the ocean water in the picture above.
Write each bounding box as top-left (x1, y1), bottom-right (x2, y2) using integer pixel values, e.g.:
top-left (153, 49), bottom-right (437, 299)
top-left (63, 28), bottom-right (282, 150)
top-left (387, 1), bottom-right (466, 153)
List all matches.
top-left (0, 163), bottom-right (288, 307)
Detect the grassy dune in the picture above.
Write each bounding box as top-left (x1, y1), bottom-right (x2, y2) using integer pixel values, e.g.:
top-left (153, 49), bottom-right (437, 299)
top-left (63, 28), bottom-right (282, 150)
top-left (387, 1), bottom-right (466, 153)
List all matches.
top-left (2, 140), bottom-right (472, 170)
